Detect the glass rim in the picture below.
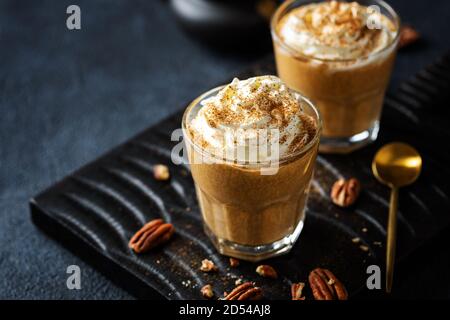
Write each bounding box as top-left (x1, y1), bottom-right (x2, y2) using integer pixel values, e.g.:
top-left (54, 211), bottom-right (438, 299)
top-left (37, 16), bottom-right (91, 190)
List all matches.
top-left (270, 0), bottom-right (401, 64)
top-left (181, 84), bottom-right (322, 167)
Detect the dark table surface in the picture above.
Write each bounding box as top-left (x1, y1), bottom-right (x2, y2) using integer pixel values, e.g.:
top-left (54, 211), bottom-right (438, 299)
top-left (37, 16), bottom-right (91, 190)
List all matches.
top-left (1, 0), bottom-right (449, 299)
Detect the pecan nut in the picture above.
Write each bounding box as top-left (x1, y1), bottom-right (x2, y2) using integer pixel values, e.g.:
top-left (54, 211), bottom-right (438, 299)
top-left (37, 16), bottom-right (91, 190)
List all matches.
top-left (200, 259), bottom-right (218, 272)
top-left (256, 265), bottom-right (278, 279)
top-left (399, 25), bottom-right (420, 49)
top-left (291, 282), bottom-right (306, 300)
top-left (223, 282), bottom-right (263, 300)
top-left (331, 178), bottom-right (360, 207)
top-left (153, 164), bottom-right (170, 181)
top-left (129, 219), bottom-right (174, 253)
top-left (309, 268), bottom-right (348, 300)
top-left (201, 284), bottom-right (214, 299)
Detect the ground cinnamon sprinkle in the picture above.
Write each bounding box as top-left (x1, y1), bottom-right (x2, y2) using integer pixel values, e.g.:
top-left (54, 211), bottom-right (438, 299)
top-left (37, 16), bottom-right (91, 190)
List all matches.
top-left (207, 118), bottom-right (217, 128)
top-left (277, 1), bottom-right (397, 61)
top-left (187, 76), bottom-right (318, 159)
top-left (288, 113), bottom-right (318, 153)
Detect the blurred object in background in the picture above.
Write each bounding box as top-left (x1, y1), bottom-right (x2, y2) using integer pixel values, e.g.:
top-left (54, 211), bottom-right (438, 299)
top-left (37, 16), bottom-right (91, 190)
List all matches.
top-left (170, 0), bottom-right (279, 51)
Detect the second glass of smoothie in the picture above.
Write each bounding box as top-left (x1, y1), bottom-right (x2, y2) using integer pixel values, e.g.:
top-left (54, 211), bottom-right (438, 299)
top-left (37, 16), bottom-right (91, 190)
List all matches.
top-left (182, 76), bottom-right (321, 261)
top-left (271, 0), bottom-right (400, 153)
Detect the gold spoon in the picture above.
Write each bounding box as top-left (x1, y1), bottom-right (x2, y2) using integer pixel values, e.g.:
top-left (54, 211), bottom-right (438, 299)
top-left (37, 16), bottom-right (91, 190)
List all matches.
top-left (372, 142), bottom-right (422, 293)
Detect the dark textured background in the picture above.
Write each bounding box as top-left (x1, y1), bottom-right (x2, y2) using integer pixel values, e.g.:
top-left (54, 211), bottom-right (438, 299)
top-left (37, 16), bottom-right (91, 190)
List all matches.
top-left (1, 0), bottom-right (449, 299)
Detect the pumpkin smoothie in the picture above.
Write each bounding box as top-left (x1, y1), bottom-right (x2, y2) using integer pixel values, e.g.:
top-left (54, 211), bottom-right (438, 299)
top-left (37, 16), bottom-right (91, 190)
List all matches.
top-left (272, 0), bottom-right (400, 153)
top-left (182, 76), bottom-right (321, 261)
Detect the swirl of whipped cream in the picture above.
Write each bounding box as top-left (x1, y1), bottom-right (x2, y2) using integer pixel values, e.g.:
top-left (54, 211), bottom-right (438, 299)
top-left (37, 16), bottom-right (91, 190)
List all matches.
top-left (277, 1), bottom-right (397, 60)
top-left (187, 76), bottom-right (317, 162)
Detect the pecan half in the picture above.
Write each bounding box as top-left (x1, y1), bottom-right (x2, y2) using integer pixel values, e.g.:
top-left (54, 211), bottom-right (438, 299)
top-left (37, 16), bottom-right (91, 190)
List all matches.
top-left (129, 219), bottom-right (174, 253)
top-left (291, 282), bottom-right (306, 300)
top-left (331, 178), bottom-right (360, 207)
top-left (153, 164), bottom-right (170, 181)
top-left (201, 284), bottom-right (214, 299)
top-left (223, 282), bottom-right (263, 300)
top-left (309, 268), bottom-right (348, 300)
top-left (399, 25), bottom-right (420, 49)
top-left (256, 265), bottom-right (278, 279)
top-left (200, 259), bottom-right (218, 272)
top-left (229, 257), bottom-right (240, 268)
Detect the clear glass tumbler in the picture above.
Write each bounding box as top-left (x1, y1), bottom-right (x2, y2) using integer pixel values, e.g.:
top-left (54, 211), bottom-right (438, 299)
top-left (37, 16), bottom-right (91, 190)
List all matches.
top-left (271, 0), bottom-right (400, 153)
top-left (182, 86), bottom-right (321, 261)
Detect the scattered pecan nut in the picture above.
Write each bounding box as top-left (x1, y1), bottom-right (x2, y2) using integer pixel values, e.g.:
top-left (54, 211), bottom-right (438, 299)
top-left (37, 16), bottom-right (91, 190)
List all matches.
top-left (331, 178), bottom-right (360, 207)
top-left (229, 257), bottom-right (240, 268)
top-left (256, 265), bottom-right (278, 279)
top-left (201, 284), bottom-right (214, 299)
top-left (291, 282), bottom-right (306, 300)
top-left (309, 268), bottom-right (348, 300)
top-left (153, 164), bottom-right (170, 181)
top-left (129, 219), bottom-right (174, 253)
top-left (399, 25), bottom-right (420, 49)
top-left (223, 282), bottom-right (263, 300)
top-left (200, 259), bottom-right (218, 272)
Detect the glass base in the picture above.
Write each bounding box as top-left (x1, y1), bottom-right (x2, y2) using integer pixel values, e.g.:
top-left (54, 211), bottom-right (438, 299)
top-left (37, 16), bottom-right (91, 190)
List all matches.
top-left (203, 219), bottom-right (305, 262)
top-left (319, 121), bottom-right (379, 154)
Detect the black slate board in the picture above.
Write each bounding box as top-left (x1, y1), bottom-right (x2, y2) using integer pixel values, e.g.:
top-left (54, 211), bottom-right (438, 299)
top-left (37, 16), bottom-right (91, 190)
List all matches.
top-left (30, 53), bottom-right (450, 300)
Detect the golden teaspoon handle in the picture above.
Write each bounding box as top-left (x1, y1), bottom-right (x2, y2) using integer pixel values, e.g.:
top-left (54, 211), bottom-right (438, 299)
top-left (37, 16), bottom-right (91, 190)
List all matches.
top-left (386, 186), bottom-right (399, 293)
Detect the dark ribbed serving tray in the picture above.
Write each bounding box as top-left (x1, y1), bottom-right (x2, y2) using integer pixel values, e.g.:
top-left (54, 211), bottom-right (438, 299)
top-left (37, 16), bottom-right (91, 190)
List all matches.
top-left (30, 53), bottom-right (450, 300)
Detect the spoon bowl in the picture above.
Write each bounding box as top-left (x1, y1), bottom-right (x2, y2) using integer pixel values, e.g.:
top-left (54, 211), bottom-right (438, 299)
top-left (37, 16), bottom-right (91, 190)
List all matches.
top-left (372, 142), bottom-right (422, 187)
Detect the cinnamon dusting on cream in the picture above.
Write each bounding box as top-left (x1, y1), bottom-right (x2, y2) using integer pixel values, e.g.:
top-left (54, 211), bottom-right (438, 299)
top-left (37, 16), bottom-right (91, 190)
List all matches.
top-left (276, 1), bottom-right (397, 60)
top-left (187, 76), bottom-right (317, 161)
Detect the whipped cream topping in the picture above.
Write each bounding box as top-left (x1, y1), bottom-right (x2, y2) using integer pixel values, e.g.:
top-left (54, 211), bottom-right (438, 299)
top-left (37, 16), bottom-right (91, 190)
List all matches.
top-left (277, 1), bottom-right (397, 60)
top-left (187, 76), bottom-right (317, 162)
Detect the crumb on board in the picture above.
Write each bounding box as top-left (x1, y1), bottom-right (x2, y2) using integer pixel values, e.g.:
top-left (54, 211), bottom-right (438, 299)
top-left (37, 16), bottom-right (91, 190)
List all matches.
top-left (359, 245), bottom-right (369, 252)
